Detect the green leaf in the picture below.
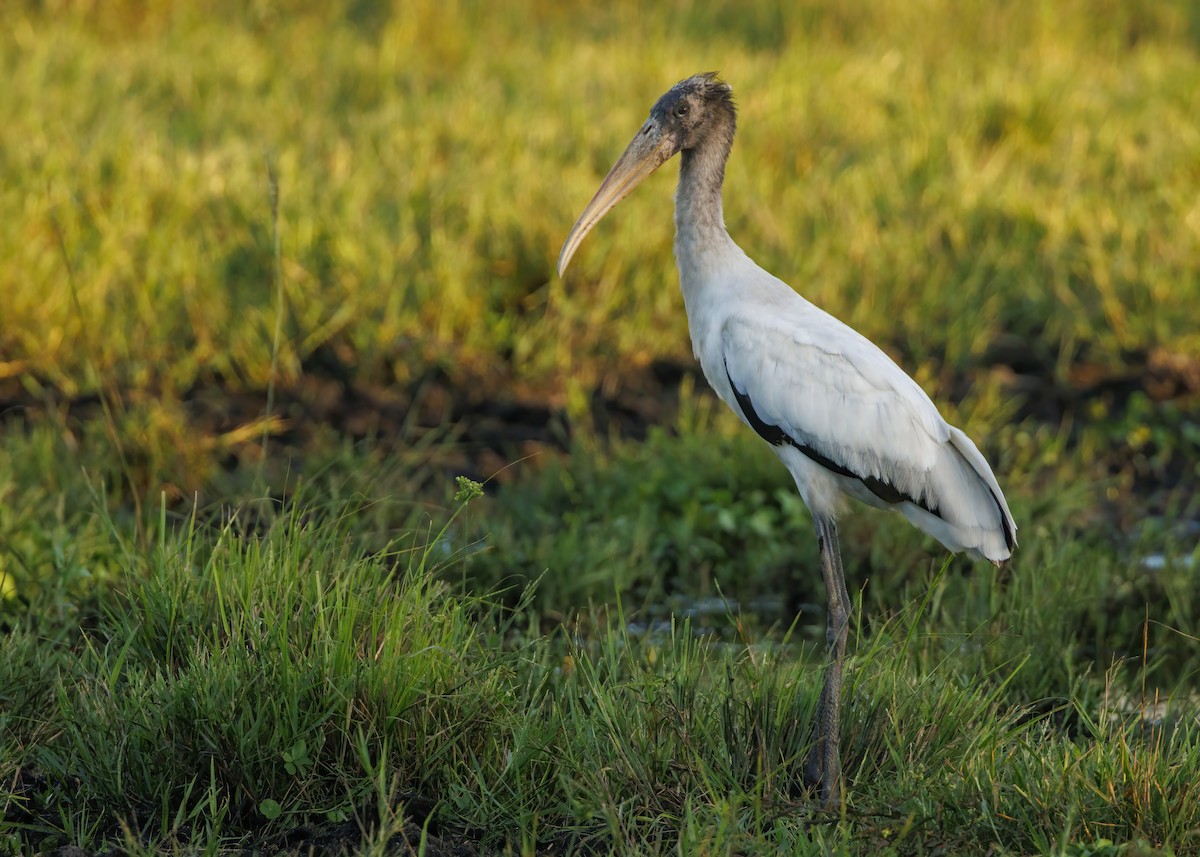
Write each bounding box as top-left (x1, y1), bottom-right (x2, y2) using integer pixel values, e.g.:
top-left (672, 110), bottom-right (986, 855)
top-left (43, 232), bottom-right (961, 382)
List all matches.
top-left (259, 799), bottom-right (282, 821)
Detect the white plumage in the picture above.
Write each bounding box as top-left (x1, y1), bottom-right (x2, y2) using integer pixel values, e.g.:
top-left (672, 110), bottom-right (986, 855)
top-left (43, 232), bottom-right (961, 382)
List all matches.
top-left (557, 72), bottom-right (1016, 808)
top-left (676, 229), bottom-right (1015, 563)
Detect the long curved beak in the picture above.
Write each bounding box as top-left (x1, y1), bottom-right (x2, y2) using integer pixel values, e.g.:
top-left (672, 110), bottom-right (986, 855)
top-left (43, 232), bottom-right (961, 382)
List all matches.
top-left (557, 121), bottom-right (676, 277)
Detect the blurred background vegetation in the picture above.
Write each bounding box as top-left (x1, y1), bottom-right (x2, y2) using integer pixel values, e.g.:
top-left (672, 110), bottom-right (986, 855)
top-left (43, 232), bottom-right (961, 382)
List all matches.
top-left (2, 1), bottom-right (1200, 853)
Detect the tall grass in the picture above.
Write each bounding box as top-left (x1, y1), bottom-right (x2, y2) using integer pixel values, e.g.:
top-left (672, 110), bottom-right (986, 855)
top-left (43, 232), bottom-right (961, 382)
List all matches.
top-left (2, 421), bottom-right (1198, 854)
top-left (2, 479), bottom-right (1197, 854)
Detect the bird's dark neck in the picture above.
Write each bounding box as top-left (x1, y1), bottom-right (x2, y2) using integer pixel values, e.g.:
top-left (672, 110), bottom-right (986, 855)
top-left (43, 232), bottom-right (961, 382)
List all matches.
top-left (674, 105), bottom-right (736, 252)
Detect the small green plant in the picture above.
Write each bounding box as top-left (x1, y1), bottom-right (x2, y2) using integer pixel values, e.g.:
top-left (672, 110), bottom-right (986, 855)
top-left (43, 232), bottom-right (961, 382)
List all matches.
top-left (454, 476), bottom-right (485, 503)
top-left (282, 738), bottom-right (314, 777)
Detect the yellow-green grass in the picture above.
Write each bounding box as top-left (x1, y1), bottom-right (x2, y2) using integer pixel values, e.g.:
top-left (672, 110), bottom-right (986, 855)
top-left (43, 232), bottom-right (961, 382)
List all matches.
top-left (3, 0), bottom-right (1198, 400)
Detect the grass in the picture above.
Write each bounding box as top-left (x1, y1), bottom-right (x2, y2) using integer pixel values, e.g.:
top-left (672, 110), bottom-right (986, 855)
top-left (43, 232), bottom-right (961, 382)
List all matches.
top-left (3, 0), bottom-right (1200, 401)
top-left (3, 0), bottom-right (1200, 854)
top-left (2, 422), bottom-right (1198, 855)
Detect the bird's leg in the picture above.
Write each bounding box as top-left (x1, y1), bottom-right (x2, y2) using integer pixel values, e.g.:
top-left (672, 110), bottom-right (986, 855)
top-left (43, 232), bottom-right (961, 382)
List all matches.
top-left (804, 517), bottom-right (851, 808)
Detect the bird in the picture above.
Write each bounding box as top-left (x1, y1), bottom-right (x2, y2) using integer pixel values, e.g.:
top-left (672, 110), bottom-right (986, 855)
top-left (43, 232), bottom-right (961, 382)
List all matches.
top-left (556, 73), bottom-right (1017, 808)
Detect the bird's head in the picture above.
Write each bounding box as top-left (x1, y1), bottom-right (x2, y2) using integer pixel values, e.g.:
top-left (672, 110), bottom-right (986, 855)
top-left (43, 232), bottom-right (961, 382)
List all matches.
top-left (649, 72), bottom-right (736, 153)
top-left (557, 73), bottom-right (736, 277)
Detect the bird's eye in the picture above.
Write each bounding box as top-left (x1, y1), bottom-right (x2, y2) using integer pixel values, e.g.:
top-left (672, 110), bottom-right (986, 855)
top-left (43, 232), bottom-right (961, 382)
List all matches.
top-left (676, 104), bottom-right (690, 117)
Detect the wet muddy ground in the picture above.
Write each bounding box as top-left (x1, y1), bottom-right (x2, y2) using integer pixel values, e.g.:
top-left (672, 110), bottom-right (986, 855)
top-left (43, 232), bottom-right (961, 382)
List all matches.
top-left (3, 342), bottom-right (1198, 499)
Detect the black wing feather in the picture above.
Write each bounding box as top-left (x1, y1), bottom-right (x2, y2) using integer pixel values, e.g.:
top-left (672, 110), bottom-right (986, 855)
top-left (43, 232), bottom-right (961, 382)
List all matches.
top-left (725, 362), bottom-right (942, 518)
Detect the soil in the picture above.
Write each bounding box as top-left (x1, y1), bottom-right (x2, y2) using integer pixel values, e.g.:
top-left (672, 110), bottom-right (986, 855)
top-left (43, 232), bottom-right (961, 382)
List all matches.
top-left (2, 341), bottom-right (1197, 503)
top-left (0, 343), bottom-right (1195, 484)
top-left (0, 349), bottom-right (705, 493)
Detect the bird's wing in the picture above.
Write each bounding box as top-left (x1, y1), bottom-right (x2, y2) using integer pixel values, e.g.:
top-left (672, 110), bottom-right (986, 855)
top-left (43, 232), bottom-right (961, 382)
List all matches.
top-left (720, 308), bottom-right (1016, 561)
top-left (720, 311), bottom-right (952, 512)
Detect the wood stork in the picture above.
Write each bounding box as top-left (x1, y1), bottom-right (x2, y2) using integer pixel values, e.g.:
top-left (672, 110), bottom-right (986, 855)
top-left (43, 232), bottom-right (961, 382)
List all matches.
top-left (557, 73), bottom-right (1017, 807)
